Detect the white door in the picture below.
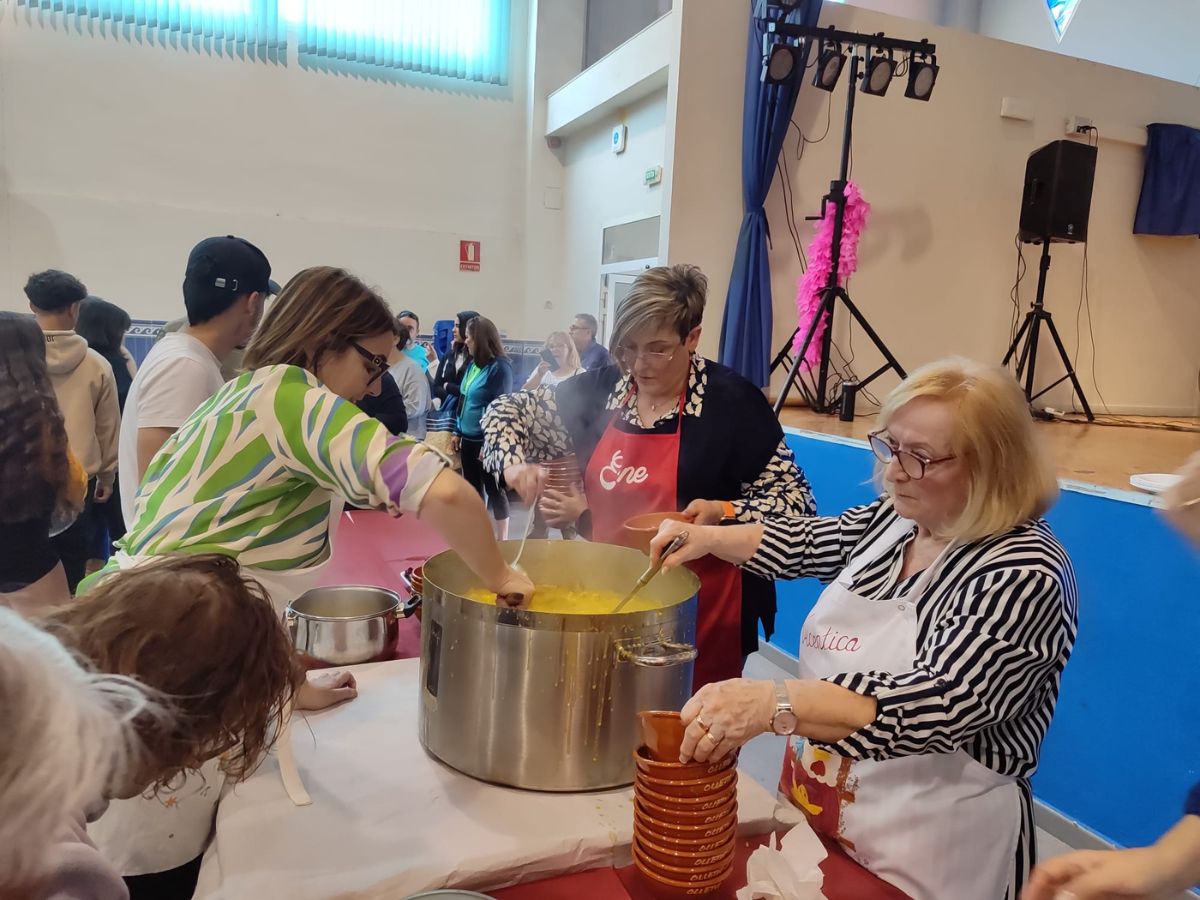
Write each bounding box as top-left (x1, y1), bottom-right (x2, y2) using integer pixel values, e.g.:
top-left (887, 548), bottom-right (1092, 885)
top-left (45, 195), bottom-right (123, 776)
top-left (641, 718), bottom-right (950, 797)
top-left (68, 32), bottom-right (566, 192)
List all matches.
top-left (600, 273), bottom-right (639, 346)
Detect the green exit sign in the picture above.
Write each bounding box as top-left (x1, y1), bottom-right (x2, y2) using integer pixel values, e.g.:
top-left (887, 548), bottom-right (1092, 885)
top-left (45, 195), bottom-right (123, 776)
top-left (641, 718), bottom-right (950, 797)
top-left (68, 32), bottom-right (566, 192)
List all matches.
top-left (644, 166), bottom-right (663, 186)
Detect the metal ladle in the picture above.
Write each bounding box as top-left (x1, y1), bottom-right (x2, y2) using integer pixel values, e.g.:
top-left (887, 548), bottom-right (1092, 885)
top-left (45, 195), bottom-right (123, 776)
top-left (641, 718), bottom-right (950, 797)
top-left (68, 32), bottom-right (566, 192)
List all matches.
top-left (611, 530), bottom-right (689, 614)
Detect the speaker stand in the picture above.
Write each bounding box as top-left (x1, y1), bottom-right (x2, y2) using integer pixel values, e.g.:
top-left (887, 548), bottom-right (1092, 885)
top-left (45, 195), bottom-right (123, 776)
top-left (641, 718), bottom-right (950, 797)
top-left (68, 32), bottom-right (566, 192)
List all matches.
top-left (1002, 239), bottom-right (1094, 422)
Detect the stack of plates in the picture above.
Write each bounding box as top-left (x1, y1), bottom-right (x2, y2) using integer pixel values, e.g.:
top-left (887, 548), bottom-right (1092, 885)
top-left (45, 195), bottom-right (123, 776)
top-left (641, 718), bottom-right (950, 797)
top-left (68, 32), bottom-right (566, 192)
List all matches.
top-left (543, 455), bottom-right (583, 495)
top-left (632, 713), bottom-right (738, 897)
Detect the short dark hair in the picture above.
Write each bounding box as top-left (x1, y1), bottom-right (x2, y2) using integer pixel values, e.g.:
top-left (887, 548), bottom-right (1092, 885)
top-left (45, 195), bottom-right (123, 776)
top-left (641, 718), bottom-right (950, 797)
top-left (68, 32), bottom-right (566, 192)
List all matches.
top-left (396, 321), bottom-right (412, 349)
top-left (24, 270), bottom-right (87, 313)
top-left (76, 297), bottom-right (132, 355)
top-left (398, 310), bottom-right (419, 328)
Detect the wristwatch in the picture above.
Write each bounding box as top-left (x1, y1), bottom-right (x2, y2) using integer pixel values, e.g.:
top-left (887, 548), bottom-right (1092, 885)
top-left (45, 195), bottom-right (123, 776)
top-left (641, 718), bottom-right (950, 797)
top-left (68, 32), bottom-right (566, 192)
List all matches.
top-left (769, 682), bottom-right (798, 736)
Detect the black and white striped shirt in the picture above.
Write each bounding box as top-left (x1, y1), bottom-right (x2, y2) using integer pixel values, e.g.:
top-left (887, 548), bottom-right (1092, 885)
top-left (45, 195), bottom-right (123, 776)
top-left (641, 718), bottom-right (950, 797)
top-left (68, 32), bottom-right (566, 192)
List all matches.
top-left (747, 496), bottom-right (1079, 781)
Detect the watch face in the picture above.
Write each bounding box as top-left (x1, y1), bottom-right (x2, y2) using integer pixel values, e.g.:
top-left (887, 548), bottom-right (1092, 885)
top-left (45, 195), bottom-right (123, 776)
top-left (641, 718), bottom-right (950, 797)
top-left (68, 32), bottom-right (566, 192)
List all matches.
top-left (773, 710), bottom-right (799, 736)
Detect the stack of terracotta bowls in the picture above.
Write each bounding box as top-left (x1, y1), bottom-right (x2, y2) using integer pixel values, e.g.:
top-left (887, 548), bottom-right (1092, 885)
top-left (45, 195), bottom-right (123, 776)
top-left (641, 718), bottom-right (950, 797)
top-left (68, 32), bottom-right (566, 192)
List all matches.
top-left (633, 711), bottom-right (738, 897)
top-left (542, 455), bottom-right (583, 497)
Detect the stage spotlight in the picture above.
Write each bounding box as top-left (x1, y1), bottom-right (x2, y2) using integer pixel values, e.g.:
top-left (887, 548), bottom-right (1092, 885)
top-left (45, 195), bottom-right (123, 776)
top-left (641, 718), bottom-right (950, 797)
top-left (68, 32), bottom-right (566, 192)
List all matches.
top-left (905, 54), bottom-right (939, 101)
top-left (764, 43), bottom-right (802, 84)
top-left (812, 42), bottom-right (846, 92)
top-left (860, 50), bottom-right (896, 96)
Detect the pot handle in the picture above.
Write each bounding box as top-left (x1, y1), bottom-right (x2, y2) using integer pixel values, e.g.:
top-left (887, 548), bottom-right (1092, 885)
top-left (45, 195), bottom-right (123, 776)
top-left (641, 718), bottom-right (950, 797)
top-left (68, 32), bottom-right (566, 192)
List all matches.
top-left (397, 594), bottom-right (422, 619)
top-left (284, 610), bottom-right (298, 643)
top-left (399, 567), bottom-right (418, 596)
top-left (616, 639), bottom-right (698, 668)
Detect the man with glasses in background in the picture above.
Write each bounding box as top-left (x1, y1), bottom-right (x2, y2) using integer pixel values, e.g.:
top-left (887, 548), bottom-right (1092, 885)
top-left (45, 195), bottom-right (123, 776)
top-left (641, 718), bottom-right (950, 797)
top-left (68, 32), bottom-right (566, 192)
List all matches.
top-left (569, 313), bottom-right (611, 371)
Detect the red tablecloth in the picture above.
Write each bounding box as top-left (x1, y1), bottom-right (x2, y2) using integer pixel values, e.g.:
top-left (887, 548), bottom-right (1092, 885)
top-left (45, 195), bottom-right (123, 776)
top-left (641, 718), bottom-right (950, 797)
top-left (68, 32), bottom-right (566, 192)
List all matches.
top-left (493, 833), bottom-right (910, 899)
top-left (315, 509), bottom-right (446, 661)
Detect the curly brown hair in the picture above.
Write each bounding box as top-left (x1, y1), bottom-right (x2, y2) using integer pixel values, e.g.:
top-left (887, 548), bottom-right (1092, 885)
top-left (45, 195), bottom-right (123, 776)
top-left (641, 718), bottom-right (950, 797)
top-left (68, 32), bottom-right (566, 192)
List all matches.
top-left (40, 555), bottom-right (303, 790)
top-left (0, 312), bottom-right (70, 525)
top-left (243, 266), bottom-right (397, 375)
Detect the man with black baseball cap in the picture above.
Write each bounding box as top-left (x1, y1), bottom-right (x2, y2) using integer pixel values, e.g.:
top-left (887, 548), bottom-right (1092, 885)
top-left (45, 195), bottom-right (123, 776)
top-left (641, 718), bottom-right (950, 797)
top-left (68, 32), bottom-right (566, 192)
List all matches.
top-left (119, 236), bottom-right (279, 524)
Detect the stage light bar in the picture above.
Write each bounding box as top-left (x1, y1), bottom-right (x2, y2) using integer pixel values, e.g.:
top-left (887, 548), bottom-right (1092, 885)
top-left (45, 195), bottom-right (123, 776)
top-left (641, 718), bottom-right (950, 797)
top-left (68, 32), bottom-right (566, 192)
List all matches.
top-left (764, 43), bottom-right (802, 84)
top-left (860, 50), bottom-right (896, 96)
top-left (812, 41), bottom-right (846, 92)
top-left (905, 54), bottom-right (939, 101)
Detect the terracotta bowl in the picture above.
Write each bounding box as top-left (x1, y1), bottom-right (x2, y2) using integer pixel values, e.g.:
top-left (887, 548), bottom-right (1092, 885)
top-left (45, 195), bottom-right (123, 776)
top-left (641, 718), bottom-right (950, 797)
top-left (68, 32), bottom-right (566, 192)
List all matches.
top-left (622, 511), bottom-right (690, 554)
top-left (635, 780), bottom-right (736, 813)
top-left (635, 829), bottom-right (735, 870)
top-left (637, 795), bottom-right (735, 825)
top-left (638, 710), bottom-right (686, 762)
top-left (635, 825), bottom-right (736, 854)
top-left (635, 803), bottom-right (738, 840)
top-left (632, 844), bottom-right (733, 897)
top-left (633, 837), bottom-right (734, 882)
top-left (637, 768), bottom-right (737, 799)
top-left (634, 746), bottom-right (738, 781)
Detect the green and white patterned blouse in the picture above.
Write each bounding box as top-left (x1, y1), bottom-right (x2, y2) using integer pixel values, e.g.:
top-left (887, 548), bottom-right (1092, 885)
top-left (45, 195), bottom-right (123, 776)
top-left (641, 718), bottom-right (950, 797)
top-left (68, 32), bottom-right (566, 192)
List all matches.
top-left (102, 364), bottom-right (446, 574)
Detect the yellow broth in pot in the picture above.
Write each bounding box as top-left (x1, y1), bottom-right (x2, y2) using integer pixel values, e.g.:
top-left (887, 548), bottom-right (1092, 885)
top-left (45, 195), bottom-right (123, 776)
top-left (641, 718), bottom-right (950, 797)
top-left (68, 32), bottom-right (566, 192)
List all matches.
top-left (464, 586), bottom-right (663, 615)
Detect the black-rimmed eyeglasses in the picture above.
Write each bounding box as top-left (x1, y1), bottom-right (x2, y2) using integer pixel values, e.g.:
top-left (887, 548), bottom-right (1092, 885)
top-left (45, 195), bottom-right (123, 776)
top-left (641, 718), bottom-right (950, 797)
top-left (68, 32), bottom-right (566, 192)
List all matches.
top-left (868, 431), bottom-right (955, 480)
top-left (351, 342), bottom-right (389, 385)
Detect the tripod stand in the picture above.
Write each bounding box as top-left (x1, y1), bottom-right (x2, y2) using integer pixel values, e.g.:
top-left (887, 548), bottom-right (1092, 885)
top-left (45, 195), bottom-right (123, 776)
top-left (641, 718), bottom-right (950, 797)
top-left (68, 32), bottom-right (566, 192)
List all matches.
top-left (770, 45), bottom-right (908, 416)
top-left (1001, 239), bottom-right (1094, 421)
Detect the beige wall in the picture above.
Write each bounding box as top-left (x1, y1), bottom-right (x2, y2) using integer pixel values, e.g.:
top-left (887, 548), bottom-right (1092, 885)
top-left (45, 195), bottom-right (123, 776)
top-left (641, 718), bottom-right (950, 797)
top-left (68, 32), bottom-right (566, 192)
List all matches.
top-left (559, 89), bottom-right (668, 336)
top-left (0, 7), bottom-right (531, 331)
top-left (659, 0), bottom-right (750, 359)
top-left (758, 3), bottom-right (1200, 415)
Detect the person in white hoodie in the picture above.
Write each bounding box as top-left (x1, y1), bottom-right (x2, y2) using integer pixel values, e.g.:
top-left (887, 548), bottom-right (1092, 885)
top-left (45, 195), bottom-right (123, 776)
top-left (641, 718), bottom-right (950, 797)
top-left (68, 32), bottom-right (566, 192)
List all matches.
top-left (25, 270), bottom-right (120, 593)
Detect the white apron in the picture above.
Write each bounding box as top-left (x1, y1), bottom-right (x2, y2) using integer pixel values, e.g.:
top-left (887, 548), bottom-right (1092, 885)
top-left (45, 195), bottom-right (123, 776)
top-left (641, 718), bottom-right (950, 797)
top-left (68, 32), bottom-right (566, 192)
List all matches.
top-left (780, 517), bottom-right (1021, 900)
top-left (90, 500), bottom-right (343, 874)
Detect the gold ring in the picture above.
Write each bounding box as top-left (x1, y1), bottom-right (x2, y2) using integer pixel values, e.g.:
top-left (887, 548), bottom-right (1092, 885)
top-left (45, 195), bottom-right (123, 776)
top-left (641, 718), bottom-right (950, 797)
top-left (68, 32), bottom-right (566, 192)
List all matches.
top-left (696, 717), bottom-right (712, 732)
top-left (702, 731), bottom-right (719, 744)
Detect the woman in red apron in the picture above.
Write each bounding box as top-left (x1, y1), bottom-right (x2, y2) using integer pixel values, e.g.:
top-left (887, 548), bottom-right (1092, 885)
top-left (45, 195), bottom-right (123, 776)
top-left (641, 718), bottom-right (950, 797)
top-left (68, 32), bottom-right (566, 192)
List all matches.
top-left (480, 264), bottom-right (817, 689)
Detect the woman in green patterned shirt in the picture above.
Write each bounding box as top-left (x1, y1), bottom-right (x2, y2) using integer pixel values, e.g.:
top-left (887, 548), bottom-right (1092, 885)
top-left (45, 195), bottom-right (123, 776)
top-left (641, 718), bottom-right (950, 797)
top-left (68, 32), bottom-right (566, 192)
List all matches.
top-left (87, 266), bottom-right (532, 607)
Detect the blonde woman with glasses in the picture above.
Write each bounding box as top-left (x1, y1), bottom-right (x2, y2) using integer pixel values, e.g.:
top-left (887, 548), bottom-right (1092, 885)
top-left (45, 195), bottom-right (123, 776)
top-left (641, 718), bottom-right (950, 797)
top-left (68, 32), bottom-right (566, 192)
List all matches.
top-left (483, 264), bottom-right (816, 690)
top-left (650, 358), bottom-right (1079, 900)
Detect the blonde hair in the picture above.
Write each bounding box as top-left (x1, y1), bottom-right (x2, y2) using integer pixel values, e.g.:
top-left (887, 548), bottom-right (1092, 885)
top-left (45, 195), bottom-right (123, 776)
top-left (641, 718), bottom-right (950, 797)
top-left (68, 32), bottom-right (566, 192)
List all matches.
top-left (0, 607), bottom-right (158, 891)
top-left (611, 264), bottom-right (707, 364)
top-left (243, 266), bottom-right (396, 374)
top-left (877, 357), bottom-right (1059, 541)
top-left (545, 330), bottom-right (581, 371)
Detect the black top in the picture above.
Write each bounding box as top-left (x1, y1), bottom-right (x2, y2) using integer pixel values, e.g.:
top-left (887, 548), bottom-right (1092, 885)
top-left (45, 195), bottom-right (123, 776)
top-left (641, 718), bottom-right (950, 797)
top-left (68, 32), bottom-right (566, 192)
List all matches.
top-left (356, 372), bottom-right (408, 436)
top-left (482, 356), bottom-right (817, 654)
top-left (432, 346), bottom-right (471, 401)
top-left (97, 348), bottom-right (133, 412)
top-left (0, 518), bottom-right (58, 591)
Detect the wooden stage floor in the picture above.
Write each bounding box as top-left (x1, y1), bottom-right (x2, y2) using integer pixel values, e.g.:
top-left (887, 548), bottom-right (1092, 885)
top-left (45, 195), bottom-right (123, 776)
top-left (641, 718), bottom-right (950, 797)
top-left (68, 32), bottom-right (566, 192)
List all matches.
top-left (780, 408), bottom-right (1200, 493)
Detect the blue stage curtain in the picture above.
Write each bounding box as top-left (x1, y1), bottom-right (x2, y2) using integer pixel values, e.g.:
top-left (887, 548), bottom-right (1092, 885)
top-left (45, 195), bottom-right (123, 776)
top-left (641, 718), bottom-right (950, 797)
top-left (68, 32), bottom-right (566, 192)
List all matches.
top-left (718, 0), bottom-right (822, 388)
top-left (1134, 123), bottom-right (1200, 236)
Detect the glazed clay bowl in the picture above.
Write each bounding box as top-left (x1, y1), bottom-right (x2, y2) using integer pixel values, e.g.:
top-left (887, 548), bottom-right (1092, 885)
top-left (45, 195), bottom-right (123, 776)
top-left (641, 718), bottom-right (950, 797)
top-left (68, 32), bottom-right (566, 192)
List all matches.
top-left (636, 826), bottom-right (736, 853)
top-left (634, 746), bottom-right (737, 781)
top-left (632, 843), bottom-right (733, 897)
top-left (635, 829), bottom-right (735, 870)
top-left (637, 795), bottom-right (736, 825)
top-left (635, 781), bottom-right (736, 814)
top-left (635, 804), bottom-right (738, 840)
top-left (638, 710), bottom-right (686, 762)
top-left (636, 768), bottom-right (737, 799)
top-left (622, 511), bottom-right (690, 554)
top-left (633, 836), bottom-right (734, 882)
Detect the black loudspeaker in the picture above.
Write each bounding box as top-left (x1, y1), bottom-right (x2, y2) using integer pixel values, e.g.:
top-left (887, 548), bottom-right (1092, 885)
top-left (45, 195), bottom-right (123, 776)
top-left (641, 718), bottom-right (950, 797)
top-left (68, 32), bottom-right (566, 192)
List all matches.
top-left (1018, 140), bottom-right (1097, 244)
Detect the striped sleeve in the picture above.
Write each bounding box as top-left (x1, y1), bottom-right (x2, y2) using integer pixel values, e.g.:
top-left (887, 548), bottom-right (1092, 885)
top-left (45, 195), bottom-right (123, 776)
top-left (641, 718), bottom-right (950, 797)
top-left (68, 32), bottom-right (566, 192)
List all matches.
top-left (818, 563), bottom-right (1071, 762)
top-left (743, 498), bottom-right (889, 582)
top-left (264, 367), bottom-right (446, 514)
top-left (481, 385), bottom-right (572, 475)
top-left (731, 440), bottom-right (818, 522)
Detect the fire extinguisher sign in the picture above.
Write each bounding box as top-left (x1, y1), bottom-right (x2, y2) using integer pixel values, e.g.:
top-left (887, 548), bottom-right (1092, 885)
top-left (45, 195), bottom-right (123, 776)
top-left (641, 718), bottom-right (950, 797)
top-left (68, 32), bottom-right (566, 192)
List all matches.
top-left (459, 240), bottom-right (481, 272)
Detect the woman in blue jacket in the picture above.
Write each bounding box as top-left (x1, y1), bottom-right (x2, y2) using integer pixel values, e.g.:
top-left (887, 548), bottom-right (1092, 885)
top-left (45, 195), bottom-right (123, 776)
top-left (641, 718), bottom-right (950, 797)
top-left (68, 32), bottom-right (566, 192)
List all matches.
top-left (452, 316), bottom-right (513, 539)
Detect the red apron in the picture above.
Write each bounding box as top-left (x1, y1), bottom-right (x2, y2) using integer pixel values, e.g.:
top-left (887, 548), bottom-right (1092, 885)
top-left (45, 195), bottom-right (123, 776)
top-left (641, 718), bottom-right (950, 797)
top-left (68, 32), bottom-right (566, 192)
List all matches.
top-left (583, 398), bottom-right (743, 690)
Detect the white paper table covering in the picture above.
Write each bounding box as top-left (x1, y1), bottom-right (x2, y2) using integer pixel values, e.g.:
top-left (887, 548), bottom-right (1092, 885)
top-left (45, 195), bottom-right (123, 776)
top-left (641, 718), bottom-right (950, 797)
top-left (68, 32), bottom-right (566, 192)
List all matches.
top-left (195, 658), bottom-right (779, 899)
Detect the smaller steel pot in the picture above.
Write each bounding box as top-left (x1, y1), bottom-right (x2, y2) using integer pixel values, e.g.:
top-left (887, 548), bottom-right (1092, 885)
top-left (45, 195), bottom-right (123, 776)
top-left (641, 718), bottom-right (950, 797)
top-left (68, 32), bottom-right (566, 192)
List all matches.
top-left (287, 585), bottom-right (420, 666)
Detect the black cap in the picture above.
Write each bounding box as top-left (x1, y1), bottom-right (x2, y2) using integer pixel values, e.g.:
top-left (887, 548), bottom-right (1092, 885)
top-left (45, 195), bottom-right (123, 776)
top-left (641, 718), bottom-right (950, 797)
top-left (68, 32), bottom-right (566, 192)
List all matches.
top-left (182, 236), bottom-right (280, 325)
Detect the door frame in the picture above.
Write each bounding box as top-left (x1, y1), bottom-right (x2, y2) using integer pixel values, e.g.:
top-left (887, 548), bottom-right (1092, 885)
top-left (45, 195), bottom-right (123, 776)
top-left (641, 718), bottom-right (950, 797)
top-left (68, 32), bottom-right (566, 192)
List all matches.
top-left (598, 259), bottom-right (658, 345)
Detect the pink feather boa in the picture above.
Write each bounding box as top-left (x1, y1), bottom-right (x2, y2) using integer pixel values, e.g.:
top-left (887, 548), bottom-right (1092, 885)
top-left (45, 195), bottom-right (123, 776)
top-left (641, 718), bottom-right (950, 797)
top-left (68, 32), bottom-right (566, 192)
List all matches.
top-left (792, 181), bottom-right (871, 370)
